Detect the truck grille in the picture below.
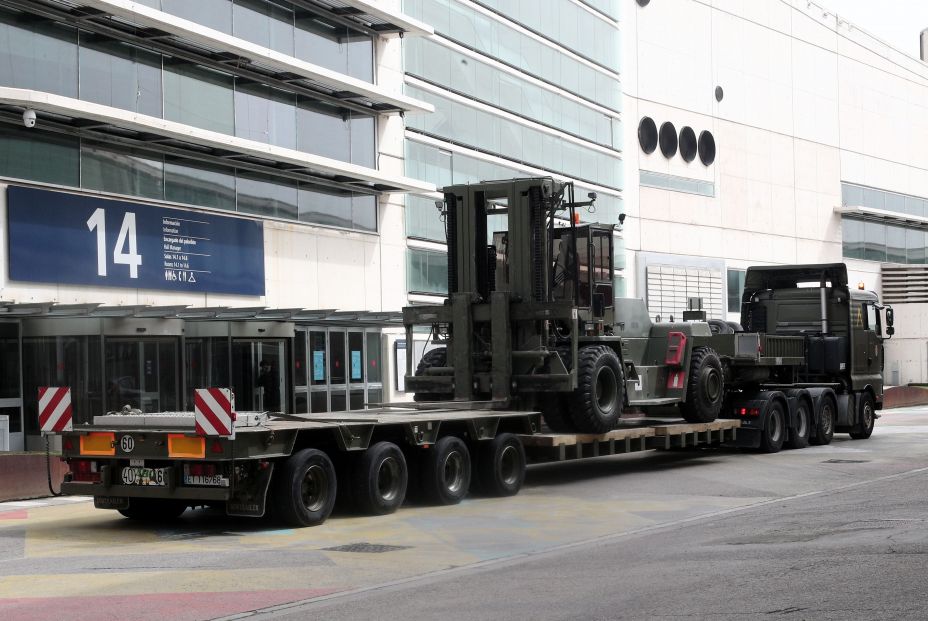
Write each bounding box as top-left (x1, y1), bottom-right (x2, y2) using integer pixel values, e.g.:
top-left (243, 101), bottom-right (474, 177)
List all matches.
top-left (762, 335), bottom-right (804, 358)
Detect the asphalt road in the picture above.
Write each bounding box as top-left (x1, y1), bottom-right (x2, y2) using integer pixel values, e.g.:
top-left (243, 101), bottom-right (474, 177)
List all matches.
top-left (2, 407), bottom-right (928, 621)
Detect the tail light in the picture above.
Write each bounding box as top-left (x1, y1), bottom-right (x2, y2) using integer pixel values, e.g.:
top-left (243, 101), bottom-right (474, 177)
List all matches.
top-left (70, 459), bottom-right (101, 483)
top-left (665, 331), bottom-right (687, 366)
top-left (185, 463), bottom-right (219, 477)
top-left (737, 407), bottom-right (760, 417)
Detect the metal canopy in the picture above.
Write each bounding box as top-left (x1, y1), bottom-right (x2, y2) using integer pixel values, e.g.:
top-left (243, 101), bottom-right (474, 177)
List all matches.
top-left (299, 0), bottom-right (433, 36)
top-left (0, 301), bottom-right (402, 325)
top-left (0, 0), bottom-right (431, 115)
top-left (836, 205), bottom-right (928, 231)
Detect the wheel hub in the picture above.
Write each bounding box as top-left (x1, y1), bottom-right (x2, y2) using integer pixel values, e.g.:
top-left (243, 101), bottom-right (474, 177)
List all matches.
top-left (377, 456), bottom-right (401, 502)
top-left (442, 451), bottom-right (465, 493)
top-left (301, 464), bottom-right (328, 512)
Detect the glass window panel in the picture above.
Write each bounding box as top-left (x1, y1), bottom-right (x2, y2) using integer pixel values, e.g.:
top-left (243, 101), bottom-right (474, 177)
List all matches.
top-left (164, 62), bottom-right (235, 135)
top-left (0, 323), bottom-right (19, 400)
top-left (330, 331), bottom-right (346, 384)
top-left (161, 0), bottom-right (232, 33)
top-left (349, 389), bottom-right (365, 410)
top-left (236, 174), bottom-right (298, 220)
top-left (164, 160), bottom-right (236, 211)
top-left (861, 187), bottom-right (884, 210)
top-left (234, 81), bottom-right (297, 149)
top-left (232, 0), bottom-right (294, 56)
top-left (298, 185), bottom-right (352, 228)
top-left (295, 391), bottom-right (308, 413)
top-left (297, 99), bottom-right (350, 161)
top-left (309, 331), bottom-right (327, 385)
top-left (348, 332), bottom-right (364, 383)
top-left (407, 249), bottom-right (449, 294)
top-left (294, 331), bottom-right (308, 388)
top-left (906, 229), bottom-right (926, 264)
top-left (347, 38), bottom-right (374, 82)
top-left (884, 192), bottom-right (905, 214)
top-left (310, 390), bottom-right (328, 413)
top-left (350, 114), bottom-right (376, 168)
top-left (727, 269), bottom-right (746, 312)
top-left (331, 389), bottom-right (346, 412)
top-left (366, 332), bottom-right (381, 383)
top-left (863, 222), bottom-right (886, 262)
top-left (886, 225), bottom-right (907, 263)
top-left (79, 35), bottom-right (163, 117)
top-left (0, 10), bottom-right (77, 97)
top-left (905, 196), bottom-right (925, 218)
top-left (0, 125), bottom-right (79, 187)
top-left (295, 17), bottom-right (351, 78)
top-left (367, 388), bottom-right (382, 407)
top-left (23, 336), bottom-right (102, 432)
top-left (81, 144), bottom-right (164, 200)
top-left (841, 183), bottom-right (863, 206)
top-left (351, 194), bottom-right (377, 232)
top-left (842, 218), bottom-right (865, 261)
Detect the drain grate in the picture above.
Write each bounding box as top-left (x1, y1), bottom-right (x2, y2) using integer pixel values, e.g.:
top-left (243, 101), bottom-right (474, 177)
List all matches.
top-left (323, 542), bottom-right (411, 554)
top-left (822, 459), bottom-right (870, 464)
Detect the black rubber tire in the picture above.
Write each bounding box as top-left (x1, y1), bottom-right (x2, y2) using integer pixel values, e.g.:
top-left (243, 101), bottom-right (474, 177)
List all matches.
top-left (476, 433), bottom-right (526, 497)
top-left (680, 347), bottom-right (724, 424)
top-left (118, 498), bottom-right (187, 521)
top-left (271, 448), bottom-right (337, 527)
top-left (849, 392), bottom-right (876, 440)
top-left (413, 347), bottom-right (450, 402)
top-left (759, 401), bottom-right (786, 453)
top-left (784, 399), bottom-right (811, 449)
top-left (351, 441), bottom-right (408, 515)
top-left (421, 436), bottom-right (471, 505)
top-left (540, 394), bottom-right (574, 432)
top-left (568, 346), bottom-right (624, 433)
top-left (810, 398), bottom-right (835, 446)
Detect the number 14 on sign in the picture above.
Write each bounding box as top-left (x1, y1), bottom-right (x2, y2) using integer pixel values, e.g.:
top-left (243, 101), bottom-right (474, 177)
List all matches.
top-left (87, 208), bottom-right (143, 278)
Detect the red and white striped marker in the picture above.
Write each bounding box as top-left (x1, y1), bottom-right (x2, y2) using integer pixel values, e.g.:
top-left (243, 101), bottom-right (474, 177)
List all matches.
top-left (38, 387), bottom-right (73, 433)
top-left (194, 388), bottom-right (236, 438)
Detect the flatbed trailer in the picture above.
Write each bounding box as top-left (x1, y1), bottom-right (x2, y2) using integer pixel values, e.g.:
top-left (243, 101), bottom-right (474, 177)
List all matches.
top-left (50, 400), bottom-right (740, 528)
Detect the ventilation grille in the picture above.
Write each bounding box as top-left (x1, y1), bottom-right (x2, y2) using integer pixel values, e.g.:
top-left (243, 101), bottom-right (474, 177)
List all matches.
top-left (881, 265), bottom-right (928, 304)
top-left (646, 265), bottom-right (724, 320)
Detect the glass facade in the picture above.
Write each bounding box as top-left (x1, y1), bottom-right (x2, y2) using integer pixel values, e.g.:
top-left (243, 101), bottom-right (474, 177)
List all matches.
top-left (841, 183), bottom-right (928, 264)
top-left (408, 248), bottom-right (450, 294)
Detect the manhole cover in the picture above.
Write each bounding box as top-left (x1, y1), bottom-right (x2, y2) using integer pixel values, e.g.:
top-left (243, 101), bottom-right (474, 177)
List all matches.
top-left (323, 542), bottom-right (411, 554)
top-left (822, 459), bottom-right (869, 464)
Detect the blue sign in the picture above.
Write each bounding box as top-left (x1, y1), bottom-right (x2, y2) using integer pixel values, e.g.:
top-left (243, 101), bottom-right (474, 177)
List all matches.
top-left (313, 351), bottom-right (325, 381)
top-left (7, 186), bottom-right (265, 295)
top-left (351, 350), bottom-right (362, 380)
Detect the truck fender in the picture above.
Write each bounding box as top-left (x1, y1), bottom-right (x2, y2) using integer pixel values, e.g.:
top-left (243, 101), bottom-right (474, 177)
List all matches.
top-left (803, 387), bottom-right (837, 429)
top-left (784, 389), bottom-right (813, 439)
top-left (726, 390), bottom-right (787, 446)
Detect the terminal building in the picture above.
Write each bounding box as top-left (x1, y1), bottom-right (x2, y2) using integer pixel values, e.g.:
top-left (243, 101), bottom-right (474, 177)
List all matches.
top-left (0, 0), bottom-right (925, 452)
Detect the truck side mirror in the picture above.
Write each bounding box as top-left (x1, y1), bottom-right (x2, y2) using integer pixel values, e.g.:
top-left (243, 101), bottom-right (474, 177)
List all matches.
top-left (886, 326), bottom-right (895, 337)
top-left (885, 307), bottom-right (894, 327)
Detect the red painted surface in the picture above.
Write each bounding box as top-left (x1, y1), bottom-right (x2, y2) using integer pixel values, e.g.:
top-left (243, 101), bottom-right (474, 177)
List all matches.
top-left (0, 510), bottom-right (28, 520)
top-left (0, 455), bottom-right (70, 502)
top-left (0, 588), bottom-right (344, 621)
top-left (883, 385), bottom-right (928, 409)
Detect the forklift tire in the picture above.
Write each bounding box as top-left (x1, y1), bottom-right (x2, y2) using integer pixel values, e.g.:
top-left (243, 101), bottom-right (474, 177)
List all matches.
top-left (849, 393), bottom-right (876, 440)
top-left (784, 399), bottom-right (811, 449)
top-left (272, 448), bottom-right (337, 527)
top-left (568, 346), bottom-right (624, 434)
top-left (421, 436), bottom-right (471, 505)
top-left (810, 398), bottom-right (835, 446)
top-left (477, 433), bottom-right (526, 497)
top-left (413, 347), bottom-right (450, 402)
top-left (118, 499), bottom-right (187, 521)
top-left (680, 347), bottom-right (724, 424)
top-left (759, 401), bottom-right (786, 453)
top-left (540, 394), bottom-right (574, 432)
top-left (351, 442), bottom-right (408, 515)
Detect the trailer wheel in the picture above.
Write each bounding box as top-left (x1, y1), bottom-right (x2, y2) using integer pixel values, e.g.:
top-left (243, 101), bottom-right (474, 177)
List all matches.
top-left (680, 347), bottom-right (724, 424)
top-left (272, 448), bottom-right (337, 527)
top-left (422, 436), bottom-right (471, 505)
top-left (759, 401), bottom-right (786, 453)
top-left (810, 398), bottom-right (835, 446)
top-left (413, 347), bottom-right (451, 402)
top-left (569, 346), bottom-right (624, 433)
top-left (477, 433), bottom-right (526, 497)
top-left (849, 393), bottom-right (876, 440)
top-left (118, 499), bottom-right (187, 521)
top-left (351, 441), bottom-right (408, 515)
top-left (784, 399), bottom-right (811, 449)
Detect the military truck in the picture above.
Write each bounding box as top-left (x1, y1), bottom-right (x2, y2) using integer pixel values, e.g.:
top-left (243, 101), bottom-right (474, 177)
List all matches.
top-left (404, 177), bottom-right (893, 452)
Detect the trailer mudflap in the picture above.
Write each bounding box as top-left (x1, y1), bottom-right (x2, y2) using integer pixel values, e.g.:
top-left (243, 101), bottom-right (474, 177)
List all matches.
top-left (227, 462), bottom-right (274, 518)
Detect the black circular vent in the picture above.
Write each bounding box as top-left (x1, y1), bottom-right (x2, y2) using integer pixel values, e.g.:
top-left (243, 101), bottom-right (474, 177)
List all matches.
top-left (698, 130), bottom-right (717, 166)
top-left (679, 126), bottom-right (697, 162)
top-left (715, 86), bottom-right (724, 102)
top-left (638, 117), bottom-right (658, 154)
top-left (659, 122), bottom-right (677, 158)
top-left (637, 0), bottom-right (650, 6)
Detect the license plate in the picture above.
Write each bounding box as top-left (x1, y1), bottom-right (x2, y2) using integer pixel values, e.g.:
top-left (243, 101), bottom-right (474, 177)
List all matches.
top-left (183, 474), bottom-right (229, 487)
top-left (121, 466), bottom-right (168, 486)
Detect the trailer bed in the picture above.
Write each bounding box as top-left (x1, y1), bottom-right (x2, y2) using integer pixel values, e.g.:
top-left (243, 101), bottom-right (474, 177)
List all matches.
top-left (521, 418), bottom-right (739, 462)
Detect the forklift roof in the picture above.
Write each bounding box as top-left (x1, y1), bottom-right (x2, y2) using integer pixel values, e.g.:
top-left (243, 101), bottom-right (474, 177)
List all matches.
top-left (743, 263), bottom-right (849, 292)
